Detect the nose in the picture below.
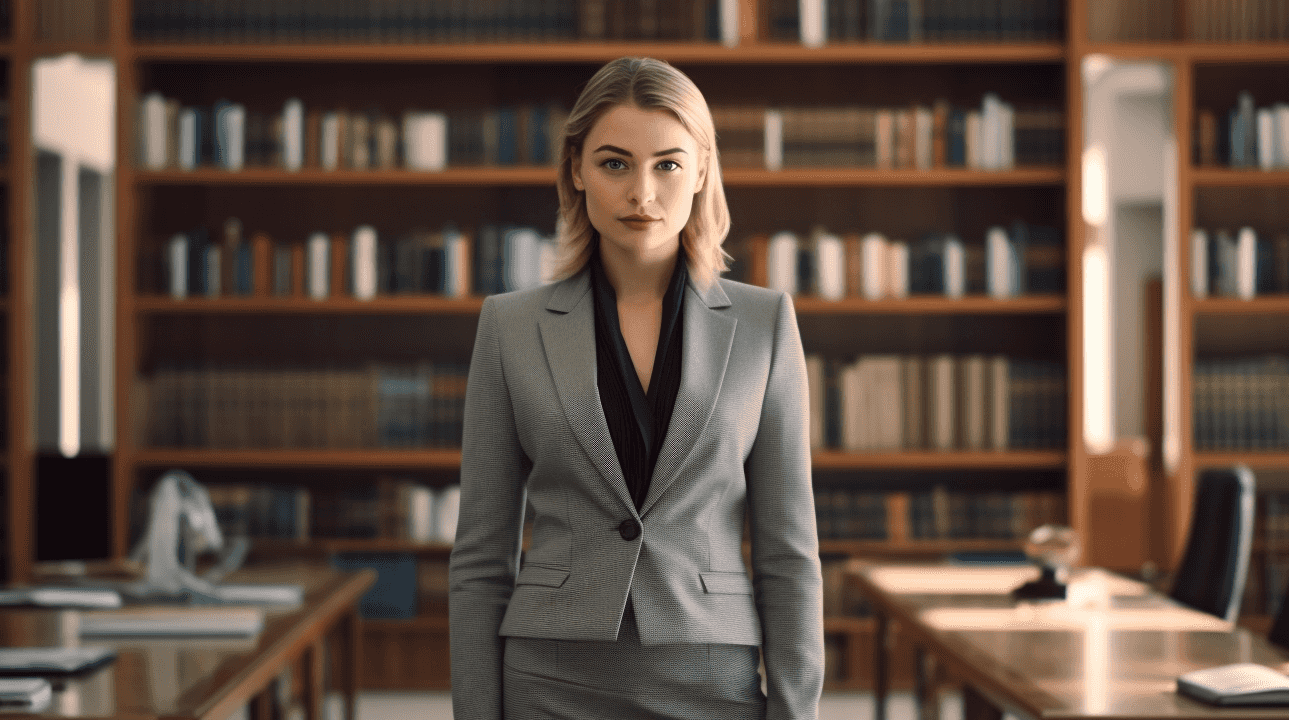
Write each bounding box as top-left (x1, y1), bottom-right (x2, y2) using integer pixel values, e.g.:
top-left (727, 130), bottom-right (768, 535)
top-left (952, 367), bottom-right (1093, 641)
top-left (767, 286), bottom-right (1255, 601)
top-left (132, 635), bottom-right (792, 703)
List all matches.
top-left (627, 167), bottom-right (655, 207)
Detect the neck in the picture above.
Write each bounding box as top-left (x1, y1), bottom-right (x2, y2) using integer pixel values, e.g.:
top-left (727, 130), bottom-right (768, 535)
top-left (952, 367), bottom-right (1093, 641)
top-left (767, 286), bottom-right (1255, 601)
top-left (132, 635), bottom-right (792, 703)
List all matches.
top-left (598, 237), bottom-right (679, 304)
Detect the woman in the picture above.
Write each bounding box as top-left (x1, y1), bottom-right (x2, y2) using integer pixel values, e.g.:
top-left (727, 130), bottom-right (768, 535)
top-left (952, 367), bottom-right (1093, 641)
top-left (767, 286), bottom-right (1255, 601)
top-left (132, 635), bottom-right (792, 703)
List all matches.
top-left (449, 56), bottom-right (823, 720)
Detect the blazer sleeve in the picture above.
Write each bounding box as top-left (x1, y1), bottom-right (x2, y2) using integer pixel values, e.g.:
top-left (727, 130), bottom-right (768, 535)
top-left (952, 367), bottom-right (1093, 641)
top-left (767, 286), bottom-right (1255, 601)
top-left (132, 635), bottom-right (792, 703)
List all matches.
top-left (449, 296), bottom-right (528, 720)
top-left (746, 291), bottom-right (825, 720)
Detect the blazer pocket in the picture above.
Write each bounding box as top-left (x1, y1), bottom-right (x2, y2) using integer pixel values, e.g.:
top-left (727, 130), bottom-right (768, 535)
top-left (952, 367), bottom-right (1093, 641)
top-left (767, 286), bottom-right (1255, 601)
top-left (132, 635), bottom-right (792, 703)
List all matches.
top-left (515, 565), bottom-right (570, 588)
top-left (700, 571), bottom-right (754, 595)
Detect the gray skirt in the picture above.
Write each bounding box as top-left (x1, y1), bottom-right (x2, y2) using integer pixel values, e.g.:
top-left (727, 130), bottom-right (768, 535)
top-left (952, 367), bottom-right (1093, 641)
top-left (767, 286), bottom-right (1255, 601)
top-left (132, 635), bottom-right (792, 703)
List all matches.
top-left (502, 602), bottom-right (767, 720)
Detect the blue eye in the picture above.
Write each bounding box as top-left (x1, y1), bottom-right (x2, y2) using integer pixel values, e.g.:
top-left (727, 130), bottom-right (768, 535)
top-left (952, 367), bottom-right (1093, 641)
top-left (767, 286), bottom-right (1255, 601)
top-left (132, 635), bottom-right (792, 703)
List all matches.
top-left (657, 160), bottom-right (681, 171)
top-left (603, 158), bottom-right (626, 170)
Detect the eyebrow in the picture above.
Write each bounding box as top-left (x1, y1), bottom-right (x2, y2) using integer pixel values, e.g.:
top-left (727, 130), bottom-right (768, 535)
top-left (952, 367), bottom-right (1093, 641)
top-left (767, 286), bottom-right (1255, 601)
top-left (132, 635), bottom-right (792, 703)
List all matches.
top-left (592, 144), bottom-right (688, 157)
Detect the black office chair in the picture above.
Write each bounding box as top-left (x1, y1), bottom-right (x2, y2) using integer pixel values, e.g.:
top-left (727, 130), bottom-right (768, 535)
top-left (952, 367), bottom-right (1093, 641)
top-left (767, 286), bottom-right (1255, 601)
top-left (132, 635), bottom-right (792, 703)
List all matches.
top-left (1169, 466), bottom-right (1256, 623)
top-left (1270, 574), bottom-right (1289, 650)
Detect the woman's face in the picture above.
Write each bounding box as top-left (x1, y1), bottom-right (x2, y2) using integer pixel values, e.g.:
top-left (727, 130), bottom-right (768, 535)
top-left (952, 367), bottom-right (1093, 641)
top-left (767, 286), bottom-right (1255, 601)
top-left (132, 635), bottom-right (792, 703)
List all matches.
top-left (572, 103), bottom-right (706, 264)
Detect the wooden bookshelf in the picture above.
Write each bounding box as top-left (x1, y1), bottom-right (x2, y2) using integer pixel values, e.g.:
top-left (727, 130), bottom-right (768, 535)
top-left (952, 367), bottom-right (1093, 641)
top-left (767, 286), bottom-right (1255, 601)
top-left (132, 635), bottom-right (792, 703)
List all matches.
top-left (110, 0), bottom-right (1085, 692)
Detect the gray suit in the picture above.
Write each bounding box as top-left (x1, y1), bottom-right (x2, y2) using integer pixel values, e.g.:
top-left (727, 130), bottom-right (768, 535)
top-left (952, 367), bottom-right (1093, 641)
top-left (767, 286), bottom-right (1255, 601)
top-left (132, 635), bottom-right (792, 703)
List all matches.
top-left (449, 266), bottom-right (824, 719)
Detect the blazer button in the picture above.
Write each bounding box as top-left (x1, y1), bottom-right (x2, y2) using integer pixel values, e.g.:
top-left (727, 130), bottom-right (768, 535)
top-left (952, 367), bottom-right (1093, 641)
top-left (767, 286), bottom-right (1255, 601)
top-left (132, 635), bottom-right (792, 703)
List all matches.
top-left (618, 518), bottom-right (641, 541)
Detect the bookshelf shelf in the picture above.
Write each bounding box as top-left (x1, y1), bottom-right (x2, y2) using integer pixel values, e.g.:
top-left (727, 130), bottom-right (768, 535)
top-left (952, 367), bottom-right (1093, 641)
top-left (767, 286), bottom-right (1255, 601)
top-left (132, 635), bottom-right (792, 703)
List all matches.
top-left (31, 42), bottom-right (111, 58)
top-left (134, 296), bottom-right (486, 315)
top-left (1191, 297), bottom-right (1289, 314)
top-left (1191, 168), bottom-right (1289, 187)
top-left (129, 41), bottom-right (1066, 65)
top-left (1193, 452), bottom-right (1289, 470)
top-left (792, 295), bottom-right (1066, 315)
top-left (133, 166), bottom-right (1065, 188)
top-left (811, 450), bottom-right (1067, 471)
top-left (133, 448), bottom-right (463, 469)
top-left (1081, 43), bottom-right (1289, 62)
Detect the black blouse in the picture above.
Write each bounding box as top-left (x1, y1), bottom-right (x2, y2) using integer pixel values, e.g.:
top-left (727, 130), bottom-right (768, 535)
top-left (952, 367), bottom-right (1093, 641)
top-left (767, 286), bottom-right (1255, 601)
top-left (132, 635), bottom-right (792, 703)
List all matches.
top-left (590, 244), bottom-right (687, 512)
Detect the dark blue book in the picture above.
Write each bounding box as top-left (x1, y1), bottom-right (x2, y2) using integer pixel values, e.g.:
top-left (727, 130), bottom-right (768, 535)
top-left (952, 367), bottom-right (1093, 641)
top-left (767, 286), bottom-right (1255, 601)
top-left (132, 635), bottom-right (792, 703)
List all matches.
top-left (1257, 236), bottom-right (1275, 294)
top-left (234, 244), bottom-right (253, 295)
top-left (528, 105), bottom-right (550, 165)
top-left (496, 108), bottom-right (518, 166)
top-left (473, 224), bottom-right (502, 295)
top-left (947, 108), bottom-right (966, 166)
top-left (796, 246), bottom-right (814, 296)
top-left (186, 227), bottom-right (209, 296)
top-left (331, 553), bottom-right (419, 620)
top-left (1025, 224), bottom-right (1064, 293)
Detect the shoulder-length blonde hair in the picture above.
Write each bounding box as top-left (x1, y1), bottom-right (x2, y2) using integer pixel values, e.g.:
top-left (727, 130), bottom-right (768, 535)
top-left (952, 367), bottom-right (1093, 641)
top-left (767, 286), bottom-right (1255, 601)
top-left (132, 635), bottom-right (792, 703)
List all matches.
top-left (553, 56), bottom-right (731, 289)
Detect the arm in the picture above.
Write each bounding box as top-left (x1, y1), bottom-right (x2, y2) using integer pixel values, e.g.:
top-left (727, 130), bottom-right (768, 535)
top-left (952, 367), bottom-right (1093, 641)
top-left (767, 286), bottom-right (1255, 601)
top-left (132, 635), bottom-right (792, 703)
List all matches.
top-left (746, 291), bottom-right (825, 720)
top-left (449, 296), bottom-right (528, 720)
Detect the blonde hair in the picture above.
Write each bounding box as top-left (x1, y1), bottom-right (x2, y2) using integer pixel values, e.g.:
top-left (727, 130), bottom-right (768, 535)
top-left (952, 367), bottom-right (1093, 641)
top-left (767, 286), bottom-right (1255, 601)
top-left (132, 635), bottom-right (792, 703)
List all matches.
top-left (553, 57), bottom-right (731, 289)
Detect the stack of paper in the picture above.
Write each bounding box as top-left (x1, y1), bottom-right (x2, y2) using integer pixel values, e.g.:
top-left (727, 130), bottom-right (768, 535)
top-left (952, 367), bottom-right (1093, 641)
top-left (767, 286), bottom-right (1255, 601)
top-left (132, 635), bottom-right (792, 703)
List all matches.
top-left (0, 647), bottom-right (116, 675)
top-left (0, 586), bottom-right (122, 609)
top-left (0, 678), bottom-right (52, 712)
top-left (80, 606), bottom-right (264, 637)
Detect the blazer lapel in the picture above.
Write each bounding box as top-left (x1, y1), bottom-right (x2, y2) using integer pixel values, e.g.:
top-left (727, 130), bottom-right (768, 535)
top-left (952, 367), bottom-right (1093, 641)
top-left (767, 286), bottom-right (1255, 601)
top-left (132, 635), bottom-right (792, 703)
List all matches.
top-left (537, 270), bottom-right (637, 514)
top-left (640, 278), bottom-right (736, 517)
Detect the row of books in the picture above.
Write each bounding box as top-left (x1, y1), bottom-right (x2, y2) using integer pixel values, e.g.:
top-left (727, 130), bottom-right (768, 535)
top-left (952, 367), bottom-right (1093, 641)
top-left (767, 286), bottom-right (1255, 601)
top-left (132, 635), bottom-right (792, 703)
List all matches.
top-left (714, 99), bottom-right (1062, 171)
top-left (33, 0), bottom-right (103, 44)
top-left (1192, 355), bottom-right (1289, 451)
top-left (907, 486), bottom-right (1066, 540)
top-left (201, 481), bottom-right (461, 544)
top-left (131, 0), bottom-right (732, 44)
top-left (1257, 491), bottom-right (1289, 619)
top-left (136, 363), bottom-right (469, 449)
top-left (806, 354), bottom-right (1068, 451)
top-left (1190, 227), bottom-right (1289, 300)
top-left (1089, 0), bottom-right (1289, 42)
top-left (738, 221), bottom-right (1063, 300)
top-left (138, 94), bottom-right (569, 172)
top-left (1195, 94), bottom-right (1289, 170)
top-left (156, 220), bottom-right (556, 299)
top-left (768, 0), bottom-right (1064, 44)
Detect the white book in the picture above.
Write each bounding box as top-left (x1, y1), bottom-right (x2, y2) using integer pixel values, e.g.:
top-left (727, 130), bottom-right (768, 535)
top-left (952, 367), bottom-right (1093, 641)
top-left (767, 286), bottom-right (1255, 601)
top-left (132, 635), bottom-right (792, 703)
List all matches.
top-left (813, 228), bottom-right (845, 300)
top-left (221, 103), bottom-right (246, 171)
top-left (986, 226), bottom-right (1013, 298)
top-left (965, 110), bottom-right (983, 170)
top-left (806, 354), bottom-right (826, 448)
top-left (860, 233), bottom-right (888, 300)
top-left (168, 233), bottom-right (188, 299)
top-left (928, 354), bottom-right (956, 451)
top-left (1191, 228), bottom-right (1209, 299)
top-left (404, 111), bottom-right (448, 171)
top-left (204, 244), bottom-right (221, 297)
top-left (306, 232), bottom-right (330, 299)
top-left (914, 106), bottom-right (934, 170)
top-left (943, 235), bottom-right (965, 299)
top-left (988, 355), bottom-right (1009, 450)
top-left (1215, 229), bottom-right (1238, 297)
top-left (1177, 663), bottom-right (1289, 706)
top-left (998, 98), bottom-right (1015, 169)
top-left (1236, 226), bottom-right (1257, 300)
top-left (351, 225), bottom-right (378, 300)
top-left (80, 606), bottom-right (264, 637)
top-left (506, 227), bottom-right (544, 291)
top-left (443, 225), bottom-right (469, 298)
top-left (720, 0), bottom-right (740, 46)
top-left (283, 98), bottom-right (304, 171)
top-left (767, 231), bottom-right (799, 294)
top-left (875, 355), bottom-right (903, 449)
top-left (408, 485), bottom-right (434, 542)
top-left (142, 92), bottom-right (168, 170)
top-left (0, 646), bottom-right (116, 673)
top-left (841, 361), bottom-right (861, 450)
top-left (0, 587), bottom-right (121, 609)
top-left (981, 94), bottom-right (1002, 171)
top-left (178, 107), bottom-right (198, 170)
top-left (799, 0), bottom-right (826, 47)
top-left (0, 678), bottom-right (51, 713)
top-left (1275, 104), bottom-right (1289, 168)
top-left (321, 112), bottom-right (341, 171)
top-left (434, 485), bottom-right (461, 543)
top-left (764, 110), bottom-right (784, 171)
top-left (1258, 108), bottom-right (1275, 170)
top-left (887, 240), bottom-right (909, 299)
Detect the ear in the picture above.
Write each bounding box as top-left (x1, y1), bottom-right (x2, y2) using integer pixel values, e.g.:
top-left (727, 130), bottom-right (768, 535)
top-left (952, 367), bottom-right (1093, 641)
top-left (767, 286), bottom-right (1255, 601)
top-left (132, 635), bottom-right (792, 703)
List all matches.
top-left (571, 150), bottom-right (585, 191)
top-left (694, 154), bottom-right (708, 194)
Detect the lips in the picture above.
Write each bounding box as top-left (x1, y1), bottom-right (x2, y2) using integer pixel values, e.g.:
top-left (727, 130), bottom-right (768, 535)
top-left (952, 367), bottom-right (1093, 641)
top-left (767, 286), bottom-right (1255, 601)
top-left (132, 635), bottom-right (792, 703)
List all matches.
top-left (620, 215), bottom-right (660, 222)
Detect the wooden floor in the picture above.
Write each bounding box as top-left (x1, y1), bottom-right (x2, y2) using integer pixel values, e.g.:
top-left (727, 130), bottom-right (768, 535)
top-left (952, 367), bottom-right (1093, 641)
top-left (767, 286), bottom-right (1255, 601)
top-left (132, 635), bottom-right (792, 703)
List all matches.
top-left (289, 690), bottom-right (968, 720)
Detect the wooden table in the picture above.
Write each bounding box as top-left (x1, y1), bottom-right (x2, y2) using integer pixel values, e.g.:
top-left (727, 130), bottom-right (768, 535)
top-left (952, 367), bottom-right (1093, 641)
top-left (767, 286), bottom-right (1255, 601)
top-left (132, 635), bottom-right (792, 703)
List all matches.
top-left (0, 562), bottom-right (375, 720)
top-left (847, 562), bottom-right (1289, 720)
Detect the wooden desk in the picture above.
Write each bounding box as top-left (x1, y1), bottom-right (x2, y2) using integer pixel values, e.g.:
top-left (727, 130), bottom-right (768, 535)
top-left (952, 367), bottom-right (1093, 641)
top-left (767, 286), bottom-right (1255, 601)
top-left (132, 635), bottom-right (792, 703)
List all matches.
top-left (0, 562), bottom-right (375, 720)
top-left (847, 562), bottom-right (1289, 720)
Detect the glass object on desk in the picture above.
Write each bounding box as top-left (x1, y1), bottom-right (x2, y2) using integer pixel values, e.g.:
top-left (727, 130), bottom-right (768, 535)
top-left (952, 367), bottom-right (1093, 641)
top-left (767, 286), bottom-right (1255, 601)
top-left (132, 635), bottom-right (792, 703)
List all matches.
top-left (1014, 524), bottom-right (1081, 600)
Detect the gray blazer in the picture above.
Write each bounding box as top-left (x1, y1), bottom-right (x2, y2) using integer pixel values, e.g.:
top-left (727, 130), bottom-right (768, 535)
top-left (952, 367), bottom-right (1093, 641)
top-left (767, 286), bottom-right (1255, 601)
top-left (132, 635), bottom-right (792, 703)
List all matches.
top-left (449, 266), bottom-right (824, 720)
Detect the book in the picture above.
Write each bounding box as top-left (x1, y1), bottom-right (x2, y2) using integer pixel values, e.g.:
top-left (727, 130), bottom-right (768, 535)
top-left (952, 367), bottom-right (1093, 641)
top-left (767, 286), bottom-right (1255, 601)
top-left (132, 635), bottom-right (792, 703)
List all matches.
top-left (1177, 663), bottom-right (1289, 706)
top-left (331, 552), bottom-right (418, 620)
top-left (767, 231), bottom-right (799, 294)
top-left (0, 678), bottom-right (52, 713)
top-left (0, 647), bottom-right (116, 675)
top-left (79, 606), bottom-right (265, 637)
top-left (0, 586), bottom-right (121, 609)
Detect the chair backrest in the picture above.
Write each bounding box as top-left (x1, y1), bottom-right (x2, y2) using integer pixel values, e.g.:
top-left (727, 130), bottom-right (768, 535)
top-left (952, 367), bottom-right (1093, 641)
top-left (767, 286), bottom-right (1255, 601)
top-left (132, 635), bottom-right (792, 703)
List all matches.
top-left (1169, 466), bottom-right (1256, 623)
top-left (1269, 573), bottom-right (1289, 650)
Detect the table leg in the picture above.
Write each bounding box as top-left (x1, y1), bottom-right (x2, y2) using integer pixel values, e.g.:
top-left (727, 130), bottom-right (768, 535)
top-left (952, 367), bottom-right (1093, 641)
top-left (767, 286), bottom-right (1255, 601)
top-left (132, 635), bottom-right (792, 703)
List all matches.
top-left (915, 647), bottom-right (943, 720)
top-left (303, 640), bottom-right (324, 720)
top-left (962, 685), bottom-right (1003, 720)
top-left (344, 608), bottom-right (362, 720)
top-left (249, 688), bottom-right (272, 720)
top-left (874, 612), bottom-right (889, 720)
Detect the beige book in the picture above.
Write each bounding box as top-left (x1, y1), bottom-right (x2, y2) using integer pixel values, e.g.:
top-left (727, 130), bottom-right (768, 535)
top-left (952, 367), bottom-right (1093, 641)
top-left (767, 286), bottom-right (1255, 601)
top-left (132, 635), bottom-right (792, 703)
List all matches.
top-left (806, 354), bottom-right (826, 449)
top-left (902, 356), bottom-right (925, 449)
top-left (928, 354), bottom-right (957, 451)
top-left (988, 355), bottom-right (1010, 450)
top-left (875, 109), bottom-right (894, 169)
top-left (960, 355), bottom-right (988, 450)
